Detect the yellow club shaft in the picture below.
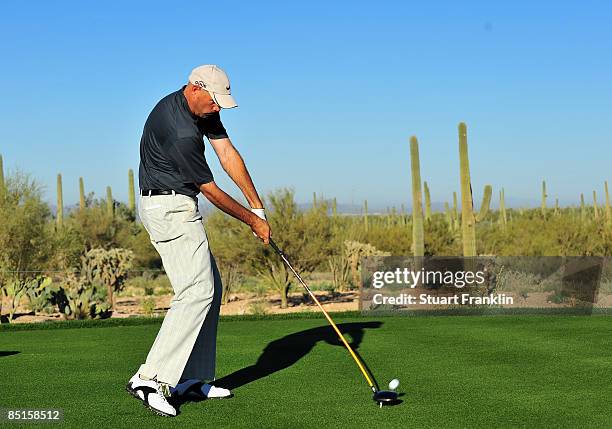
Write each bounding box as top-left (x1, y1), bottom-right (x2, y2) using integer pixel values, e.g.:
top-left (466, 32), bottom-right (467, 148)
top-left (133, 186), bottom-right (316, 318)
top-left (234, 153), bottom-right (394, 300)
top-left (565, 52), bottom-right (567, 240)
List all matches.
top-left (269, 239), bottom-right (377, 391)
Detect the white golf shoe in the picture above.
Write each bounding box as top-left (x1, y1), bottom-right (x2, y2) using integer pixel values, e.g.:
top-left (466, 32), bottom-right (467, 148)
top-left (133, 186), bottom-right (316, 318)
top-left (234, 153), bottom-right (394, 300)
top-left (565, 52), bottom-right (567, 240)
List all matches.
top-left (170, 379), bottom-right (232, 399)
top-left (126, 373), bottom-right (177, 417)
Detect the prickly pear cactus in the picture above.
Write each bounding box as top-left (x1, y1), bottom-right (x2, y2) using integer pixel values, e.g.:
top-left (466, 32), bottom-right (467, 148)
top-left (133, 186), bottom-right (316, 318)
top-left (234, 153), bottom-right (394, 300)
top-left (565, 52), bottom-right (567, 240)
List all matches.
top-left (82, 248), bottom-right (134, 309)
top-left (59, 272), bottom-right (111, 320)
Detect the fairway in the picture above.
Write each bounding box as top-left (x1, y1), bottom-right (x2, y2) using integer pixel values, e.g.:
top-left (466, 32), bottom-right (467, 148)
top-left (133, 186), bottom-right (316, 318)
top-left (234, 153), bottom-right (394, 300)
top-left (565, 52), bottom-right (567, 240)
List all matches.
top-left (1, 315), bottom-right (611, 428)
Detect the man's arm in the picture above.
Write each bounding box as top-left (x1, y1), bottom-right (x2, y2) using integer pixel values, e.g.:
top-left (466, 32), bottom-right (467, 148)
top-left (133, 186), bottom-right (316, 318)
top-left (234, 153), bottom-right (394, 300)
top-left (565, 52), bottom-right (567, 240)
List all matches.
top-left (200, 181), bottom-right (270, 244)
top-left (209, 137), bottom-right (264, 209)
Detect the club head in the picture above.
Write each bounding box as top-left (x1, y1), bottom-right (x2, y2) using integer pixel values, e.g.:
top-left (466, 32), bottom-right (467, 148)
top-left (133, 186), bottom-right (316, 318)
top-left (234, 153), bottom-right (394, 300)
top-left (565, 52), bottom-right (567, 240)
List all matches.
top-left (372, 390), bottom-right (399, 407)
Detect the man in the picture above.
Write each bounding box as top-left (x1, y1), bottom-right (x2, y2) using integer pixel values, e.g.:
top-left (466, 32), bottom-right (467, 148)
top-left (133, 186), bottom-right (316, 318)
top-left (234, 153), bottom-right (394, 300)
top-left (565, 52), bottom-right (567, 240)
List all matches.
top-left (126, 65), bottom-right (271, 417)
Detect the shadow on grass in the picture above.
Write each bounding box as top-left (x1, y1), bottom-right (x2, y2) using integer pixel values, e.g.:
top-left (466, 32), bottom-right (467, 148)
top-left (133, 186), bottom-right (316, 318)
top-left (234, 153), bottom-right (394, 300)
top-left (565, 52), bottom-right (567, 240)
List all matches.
top-left (172, 322), bottom-right (384, 409)
top-left (215, 321), bottom-right (383, 390)
top-left (0, 351), bottom-right (20, 357)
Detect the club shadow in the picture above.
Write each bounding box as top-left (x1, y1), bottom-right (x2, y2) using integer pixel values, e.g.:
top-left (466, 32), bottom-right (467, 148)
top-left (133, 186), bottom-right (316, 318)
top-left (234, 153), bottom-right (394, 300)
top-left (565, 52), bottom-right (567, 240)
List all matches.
top-left (214, 321), bottom-right (383, 391)
top-left (173, 321), bottom-right (385, 409)
top-left (172, 321), bottom-right (386, 410)
top-left (0, 351), bottom-right (20, 358)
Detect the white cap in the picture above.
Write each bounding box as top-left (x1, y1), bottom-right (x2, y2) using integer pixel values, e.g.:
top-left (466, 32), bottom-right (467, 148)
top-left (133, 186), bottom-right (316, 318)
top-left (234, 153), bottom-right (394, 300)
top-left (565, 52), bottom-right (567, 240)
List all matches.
top-left (188, 65), bottom-right (238, 109)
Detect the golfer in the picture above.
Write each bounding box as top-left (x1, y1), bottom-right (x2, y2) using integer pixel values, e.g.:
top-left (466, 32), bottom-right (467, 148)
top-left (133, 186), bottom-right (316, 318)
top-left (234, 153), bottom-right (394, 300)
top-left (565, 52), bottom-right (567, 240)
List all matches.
top-left (126, 65), bottom-right (271, 417)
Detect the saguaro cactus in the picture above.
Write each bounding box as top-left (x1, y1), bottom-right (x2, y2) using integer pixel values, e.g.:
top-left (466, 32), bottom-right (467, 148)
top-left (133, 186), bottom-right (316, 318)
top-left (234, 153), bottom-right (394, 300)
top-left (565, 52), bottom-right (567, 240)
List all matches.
top-left (409, 136), bottom-right (424, 257)
top-left (313, 192), bottom-right (317, 209)
top-left (593, 191), bottom-right (599, 220)
top-left (580, 193), bottom-right (586, 222)
top-left (476, 185), bottom-right (492, 222)
top-left (444, 202), bottom-right (454, 231)
top-left (500, 188), bottom-right (508, 230)
top-left (423, 181), bottom-right (432, 221)
top-left (605, 181), bottom-right (611, 226)
top-left (363, 199), bottom-right (369, 232)
top-left (457, 124), bottom-right (492, 255)
top-left (452, 191), bottom-right (459, 230)
top-left (0, 154), bottom-right (4, 190)
top-left (555, 198), bottom-right (559, 215)
top-left (541, 180), bottom-right (547, 218)
top-left (458, 123), bottom-right (476, 257)
top-left (390, 206), bottom-right (397, 226)
top-left (128, 169), bottom-right (135, 215)
top-left (79, 177), bottom-right (85, 211)
top-left (106, 186), bottom-right (114, 217)
top-left (332, 197), bottom-right (337, 217)
top-left (56, 174), bottom-right (63, 227)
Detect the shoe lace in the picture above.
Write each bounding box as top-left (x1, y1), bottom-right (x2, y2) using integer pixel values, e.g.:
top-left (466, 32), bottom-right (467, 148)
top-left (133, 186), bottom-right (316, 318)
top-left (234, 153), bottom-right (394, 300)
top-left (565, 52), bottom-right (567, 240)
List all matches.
top-left (156, 382), bottom-right (171, 398)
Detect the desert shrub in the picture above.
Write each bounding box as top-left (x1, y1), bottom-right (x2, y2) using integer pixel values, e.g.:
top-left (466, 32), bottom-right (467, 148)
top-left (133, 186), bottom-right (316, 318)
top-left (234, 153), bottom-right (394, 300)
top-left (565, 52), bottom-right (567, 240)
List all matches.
top-left (247, 301), bottom-right (268, 316)
top-left (344, 241), bottom-right (390, 290)
top-left (494, 270), bottom-right (542, 293)
top-left (328, 252), bottom-right (350, 292)
top-left (122, 274), bottom-right (171, 296)
top-left (205, 211), bottom-right (254, 304)
top-left (424, 215), bottom-right (461, 256)
top-left (250, 189), bottom-right (333, 308)
top-left (479, 213), bottom-right (612, 256)
top-left (0, 171), bottom-right (54, 322)
top-left (141, 297), bottom-right (156, 316)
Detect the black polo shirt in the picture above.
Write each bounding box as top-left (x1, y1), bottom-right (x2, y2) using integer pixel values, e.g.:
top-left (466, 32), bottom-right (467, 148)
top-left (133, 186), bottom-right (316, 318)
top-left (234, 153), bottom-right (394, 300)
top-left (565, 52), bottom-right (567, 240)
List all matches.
top-left (138, 86), bottom-right (228, 197)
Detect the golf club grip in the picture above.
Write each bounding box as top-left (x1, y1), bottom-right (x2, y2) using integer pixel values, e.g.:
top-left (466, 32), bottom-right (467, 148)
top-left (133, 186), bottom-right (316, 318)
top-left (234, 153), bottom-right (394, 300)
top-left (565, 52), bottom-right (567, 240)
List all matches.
top-left (269, 239), bottom-right (282, 256)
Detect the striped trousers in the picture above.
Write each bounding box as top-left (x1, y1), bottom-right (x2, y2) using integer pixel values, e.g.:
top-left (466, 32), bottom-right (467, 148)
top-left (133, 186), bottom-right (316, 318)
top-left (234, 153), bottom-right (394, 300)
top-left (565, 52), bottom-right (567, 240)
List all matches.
top-left (137, 193), bottom-right (222, 387)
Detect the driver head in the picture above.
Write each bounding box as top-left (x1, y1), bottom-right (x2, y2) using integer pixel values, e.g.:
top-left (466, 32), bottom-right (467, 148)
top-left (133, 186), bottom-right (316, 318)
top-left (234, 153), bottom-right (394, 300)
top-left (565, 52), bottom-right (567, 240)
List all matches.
top-left (373, 389), bottom-right (399, 406)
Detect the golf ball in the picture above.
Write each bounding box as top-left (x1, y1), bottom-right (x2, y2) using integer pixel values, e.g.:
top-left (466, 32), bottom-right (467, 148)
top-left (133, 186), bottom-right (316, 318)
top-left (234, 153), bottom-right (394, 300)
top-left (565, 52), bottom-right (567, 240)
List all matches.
top-left (388, 378), bottom-right (400, 390)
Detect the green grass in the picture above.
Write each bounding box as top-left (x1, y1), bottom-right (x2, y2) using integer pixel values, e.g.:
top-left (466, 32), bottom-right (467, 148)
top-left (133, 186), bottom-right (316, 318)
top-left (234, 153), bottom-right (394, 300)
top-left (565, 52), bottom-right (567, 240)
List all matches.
top-left (1, 315), bottom-right (611, 428)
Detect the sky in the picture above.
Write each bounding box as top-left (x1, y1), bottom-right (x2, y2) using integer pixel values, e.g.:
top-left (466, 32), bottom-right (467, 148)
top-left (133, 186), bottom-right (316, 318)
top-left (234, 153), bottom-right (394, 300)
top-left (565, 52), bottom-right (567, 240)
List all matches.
top-left (1, 1), bottom-right (610, 211)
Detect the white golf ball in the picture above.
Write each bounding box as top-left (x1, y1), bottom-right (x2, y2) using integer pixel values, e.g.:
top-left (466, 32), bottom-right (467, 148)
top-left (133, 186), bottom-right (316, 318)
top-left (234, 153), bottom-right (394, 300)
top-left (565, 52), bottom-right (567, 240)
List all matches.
top-left (388, 378), bottom-right (400, 390)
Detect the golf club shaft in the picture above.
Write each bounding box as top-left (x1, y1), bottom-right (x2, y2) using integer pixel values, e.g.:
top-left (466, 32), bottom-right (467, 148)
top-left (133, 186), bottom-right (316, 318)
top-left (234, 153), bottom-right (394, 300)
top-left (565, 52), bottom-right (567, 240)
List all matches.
top-left (269, 239), bottom-right (377, 392)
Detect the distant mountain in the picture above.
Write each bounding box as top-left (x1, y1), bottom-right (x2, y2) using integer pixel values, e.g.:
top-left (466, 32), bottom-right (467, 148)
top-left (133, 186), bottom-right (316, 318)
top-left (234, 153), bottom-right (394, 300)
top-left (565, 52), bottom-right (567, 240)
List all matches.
top-left (45, 197), bottom-right (576, 219)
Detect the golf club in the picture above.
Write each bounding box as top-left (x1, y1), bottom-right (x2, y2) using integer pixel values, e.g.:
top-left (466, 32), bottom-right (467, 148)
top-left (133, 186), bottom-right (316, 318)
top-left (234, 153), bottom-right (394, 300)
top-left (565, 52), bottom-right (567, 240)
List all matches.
top-left (269, 239), bottom-right (399, 407)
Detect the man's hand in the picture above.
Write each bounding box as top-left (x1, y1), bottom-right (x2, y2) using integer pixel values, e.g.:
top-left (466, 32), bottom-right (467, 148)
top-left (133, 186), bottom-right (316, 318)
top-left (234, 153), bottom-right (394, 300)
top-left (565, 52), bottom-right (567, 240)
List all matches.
top-left (200, 181), bottom-right (271, 244)
top-left (249, 216), bottom-right (271, 244)
top-left (250, 208), bottom-right (268, 239)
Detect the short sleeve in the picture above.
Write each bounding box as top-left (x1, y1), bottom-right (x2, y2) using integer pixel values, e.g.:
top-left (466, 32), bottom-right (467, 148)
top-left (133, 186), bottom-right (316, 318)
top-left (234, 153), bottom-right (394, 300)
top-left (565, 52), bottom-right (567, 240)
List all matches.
top-left (166, 137), bottom-right (214, 186)
top-left (198, 112), bottom-right (229, 140)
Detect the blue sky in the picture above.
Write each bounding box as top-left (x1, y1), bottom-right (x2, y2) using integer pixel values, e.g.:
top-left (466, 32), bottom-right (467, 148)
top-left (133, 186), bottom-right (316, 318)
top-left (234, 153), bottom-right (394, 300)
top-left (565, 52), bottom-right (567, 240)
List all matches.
top-left (1, 1), bottom-right (610, 210)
